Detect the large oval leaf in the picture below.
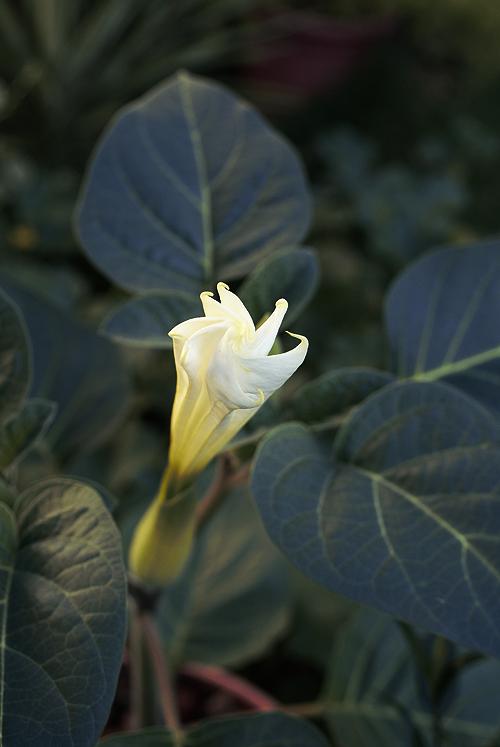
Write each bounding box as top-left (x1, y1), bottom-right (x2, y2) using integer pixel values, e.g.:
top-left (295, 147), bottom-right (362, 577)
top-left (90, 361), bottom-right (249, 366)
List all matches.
top-left (156, 489), bottom-right (291, 667)
top-left (0, 288), bottom-right (31, 422)
top-left (385, 242), bottom-right (500, 414)
top-left (252, 380), bottom-right (500, 657)
top-left (0, 478), bottom-right (127, 746)
top-left (324, 608), bottom-right (500, 747)
top-left (77, 71), bottom-right (311, 294)
top-left (101, 713), bottom-right (330, 746)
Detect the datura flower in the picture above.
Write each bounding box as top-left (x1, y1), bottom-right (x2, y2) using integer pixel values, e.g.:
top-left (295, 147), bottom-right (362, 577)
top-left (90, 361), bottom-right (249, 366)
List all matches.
top-left (129, 282), bottom-right (308, 586)
top-left (167, 282), bottom-right (308, 488)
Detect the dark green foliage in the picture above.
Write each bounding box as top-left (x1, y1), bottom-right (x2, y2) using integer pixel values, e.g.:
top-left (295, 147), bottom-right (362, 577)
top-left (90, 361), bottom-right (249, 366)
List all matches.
top-left (0, 290), bottom-right (55, 472)
top-left (76, 71), bottom-right (311, 295)
top-left (252, 380), bottom-right (500, 656)
top-left (323, 608), bottom-right (500, 747)
top-left (102, 291), bottom-right (202, 348)
top-left (0, 399), bottom-right (56, 471)
top-left (385, 242), bottom-right (500, 414)
top-left (0, 289), bottom-right (31, 421)
top-left (100, 713), bottom-right (330, 746)
top-left (239, 248), bottom-right (319, 326)
top-left (291, 367), bottom-right (394, 424)
top-left (0, 479), bottom-right (127, 747)
top-left (1, 282), bottom-right (131, 463)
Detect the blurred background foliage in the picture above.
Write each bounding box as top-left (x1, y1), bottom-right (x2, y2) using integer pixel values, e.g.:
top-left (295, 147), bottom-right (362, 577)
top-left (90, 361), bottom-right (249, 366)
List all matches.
top-left (3, 0), bottom-right (500, 739)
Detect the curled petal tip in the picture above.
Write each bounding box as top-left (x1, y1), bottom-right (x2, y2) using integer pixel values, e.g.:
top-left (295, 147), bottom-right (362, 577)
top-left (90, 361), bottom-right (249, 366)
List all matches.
top-left (276, 298), bottom-right (288, 310)
top-left (217, 281), bottom-right (230, 293)
top-left (200, 290), bottom-right (214, 300)
top-left (285, 331), bottom-right (309, 345)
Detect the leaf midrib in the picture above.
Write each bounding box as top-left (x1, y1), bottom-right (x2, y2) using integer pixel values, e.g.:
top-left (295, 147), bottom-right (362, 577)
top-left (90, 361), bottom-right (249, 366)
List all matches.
top-left (412, 344), bottom-right (500, 383)
top-left (179, 74), bottom-right (213, 283)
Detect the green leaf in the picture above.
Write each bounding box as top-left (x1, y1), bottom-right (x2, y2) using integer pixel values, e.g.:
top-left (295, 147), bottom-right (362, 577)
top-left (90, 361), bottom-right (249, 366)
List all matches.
top-left (239, 248), bottom-right (319, 326)
top-left (100, 713), bottom-right (330, 746)
top-left (0, 288), bottom-right (31, 423)
top-left (252, 380), bottom-right (500, 657)
top-left (0, 478), bottom-right (127, 746)
top-left (0, 281), bottom-right (131, 461)
top-left (290, 367), bottom-right (394, 424)
top-left (101, 290), bottom-right (201, 348)
top-left (385, 242), bottom-right (500, 414)
top-left (156, 489), bottom-right (291, 667)
top-left (0, 398), bottom-right (56, 471)
top-left (323, 608), bottom-right (500, 747)
top-left (76, 71), bottom-right (311, 294)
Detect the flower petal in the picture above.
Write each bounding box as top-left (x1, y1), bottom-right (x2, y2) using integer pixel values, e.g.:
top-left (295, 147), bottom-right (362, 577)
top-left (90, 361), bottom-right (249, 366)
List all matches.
top-left (250, 298), bottom-right (288, 356)
top-left (200, 291), bottom-right (226, 319)
top-left (187, 406), bottom-right (259, 475)
top-left (169, 322), bottom-right (229, 476)
top-left (241, 333), bottom-right (309, 398)
top-left (169, 316), bottom-right (210, 339)
top-left (217, 282), bottom-right (255, 329)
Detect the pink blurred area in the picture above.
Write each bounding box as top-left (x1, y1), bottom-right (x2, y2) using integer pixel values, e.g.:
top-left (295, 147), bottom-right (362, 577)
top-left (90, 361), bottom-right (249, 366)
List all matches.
top-left (243, 10), bottom-right (396, 107)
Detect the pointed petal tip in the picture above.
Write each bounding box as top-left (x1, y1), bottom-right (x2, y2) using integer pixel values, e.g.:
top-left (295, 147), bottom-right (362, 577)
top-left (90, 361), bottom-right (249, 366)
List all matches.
top-left (285, 331), bottom-right (309, 350)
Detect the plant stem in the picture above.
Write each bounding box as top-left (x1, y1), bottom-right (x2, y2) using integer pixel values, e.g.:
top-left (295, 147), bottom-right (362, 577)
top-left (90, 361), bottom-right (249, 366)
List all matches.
top-left (181, 662), bottom-right (280, 712)
top-left (141, 612), bottom-right (183, 737)
top-left (195, 455), bottom-right (229, 528)
top-left (226, 461), bottom-right (251, 490)
top-left (195, 456), bottom-right (251, 530)
top-left (128, 600), bottom-right (145, 730)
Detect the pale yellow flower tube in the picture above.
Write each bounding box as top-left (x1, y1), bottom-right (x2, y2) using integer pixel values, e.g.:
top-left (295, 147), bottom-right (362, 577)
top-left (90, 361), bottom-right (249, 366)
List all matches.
top-left (129, 282), bottom-right (308, 586)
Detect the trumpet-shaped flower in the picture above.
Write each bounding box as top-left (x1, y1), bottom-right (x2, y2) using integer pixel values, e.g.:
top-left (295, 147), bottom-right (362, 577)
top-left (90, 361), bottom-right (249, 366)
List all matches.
top-left (166, 282), bottom-right (308, 489)
top-left (129, 282), bottom-right (308, 586)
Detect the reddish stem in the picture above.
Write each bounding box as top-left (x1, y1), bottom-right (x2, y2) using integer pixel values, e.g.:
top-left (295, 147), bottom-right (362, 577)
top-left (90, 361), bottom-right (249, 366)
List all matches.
top-left (181, 662), bottom-right (279, 712)
top-left (141, 612), bottom-right (183, 737)
top-left (195, 456), bottom-right (229, 528)
top-left (195, 457), bottom-right (251, 530)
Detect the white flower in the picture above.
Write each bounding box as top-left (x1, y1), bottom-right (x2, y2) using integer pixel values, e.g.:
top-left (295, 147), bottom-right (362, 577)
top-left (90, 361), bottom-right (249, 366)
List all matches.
top-left (167, 282), bottom-right (308, 486)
